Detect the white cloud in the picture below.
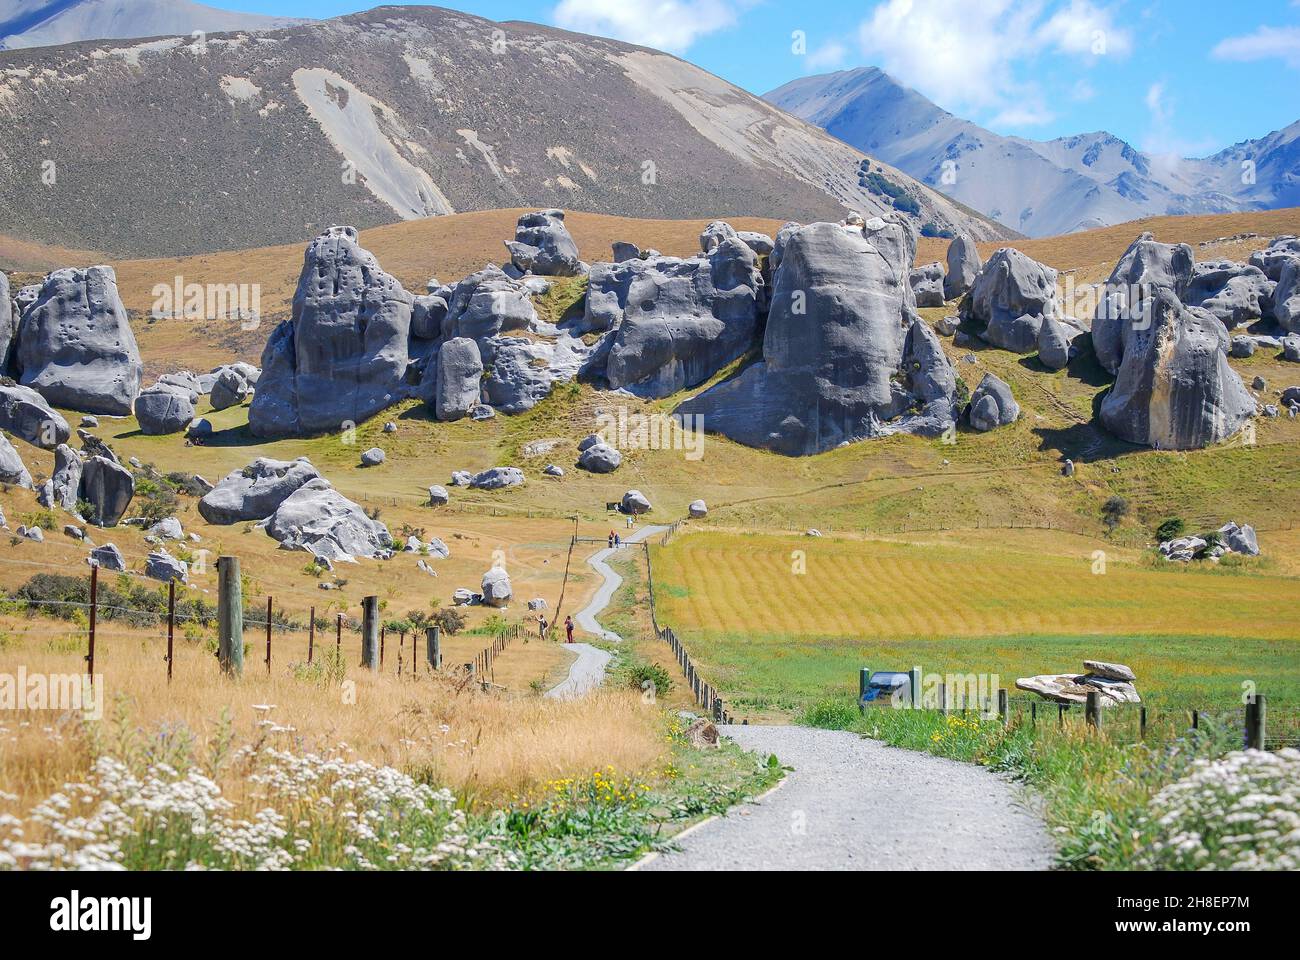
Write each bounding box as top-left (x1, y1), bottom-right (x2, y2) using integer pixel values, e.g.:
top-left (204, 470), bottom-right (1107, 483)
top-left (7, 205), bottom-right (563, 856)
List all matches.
top-left (805, 40), bottom-right (848, 71)
top-left (1212, 25), bottom-right (1300, 69)
top-left (1141, 81), bottom-right (1216, 161)
top-left (551, 0), bottom-right (742, 53)
top-left (855, 0), bottom-right (1131, 125)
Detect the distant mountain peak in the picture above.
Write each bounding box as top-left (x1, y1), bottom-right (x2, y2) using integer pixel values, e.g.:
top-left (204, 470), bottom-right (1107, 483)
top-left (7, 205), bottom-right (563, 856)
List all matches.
top-left (0, 0), bottom-right (308, 50)
top-left (767, 68), bottom-right (1298, 237)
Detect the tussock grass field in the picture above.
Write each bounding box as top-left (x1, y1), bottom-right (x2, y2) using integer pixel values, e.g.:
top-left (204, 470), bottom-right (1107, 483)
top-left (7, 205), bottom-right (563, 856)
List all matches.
top-left (650, 530), bottom-right (1300, 715)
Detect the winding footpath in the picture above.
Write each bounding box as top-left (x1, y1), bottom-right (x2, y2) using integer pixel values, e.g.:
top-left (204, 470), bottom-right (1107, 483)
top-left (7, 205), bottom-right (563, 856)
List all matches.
top-left (543, 524), bottom-right (1054, 869)
top-left (545, 524), bottom-right (668, 700)
top-left (637, 725), bottom-right (1054, 871)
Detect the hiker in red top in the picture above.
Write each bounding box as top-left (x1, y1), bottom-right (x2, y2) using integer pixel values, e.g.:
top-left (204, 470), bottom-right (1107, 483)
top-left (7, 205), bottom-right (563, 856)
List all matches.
top-left (564, 615), bottom-right (574, 644)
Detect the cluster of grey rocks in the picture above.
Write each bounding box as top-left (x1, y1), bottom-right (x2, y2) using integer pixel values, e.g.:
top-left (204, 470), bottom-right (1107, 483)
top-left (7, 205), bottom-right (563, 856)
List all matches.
top-left (1158, 521), bottom-right (1260, 563)
top-left (1017, 660), bottom-right (1141, 707)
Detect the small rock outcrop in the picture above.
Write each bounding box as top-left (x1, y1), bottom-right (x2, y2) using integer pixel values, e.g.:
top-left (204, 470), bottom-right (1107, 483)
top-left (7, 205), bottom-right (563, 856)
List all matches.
top-left (51, 444), bottom-right (83, 511)
top-left (967, 373), bottom-right (1020, 432)
top-left (469, 467), bottom-right (524, 490)
top-left (360, 448), bottom-right (385, 467)
top-left (1016, 661), bottom-right (1141, 706)
top-left (688, 500), bottom-right (708, 518)
top-left (621, 490), bottom-right (652, 515)
top-left (145, 549), bottom-right (188, 584)
top-left (89, 543), bottom-right (126, 571)
top-left (1184, 260), bottom-right (1275, 329)
top-left (134, 385), bottom-right (195, 435)
top-left (481, 567), bottom-right (513, 607)
top-left (578, 442), bottom-right (622, 473)
top-left (430, 337), bottom-right (484, 421)
top-left (0, 432), bottom-right (32, 487)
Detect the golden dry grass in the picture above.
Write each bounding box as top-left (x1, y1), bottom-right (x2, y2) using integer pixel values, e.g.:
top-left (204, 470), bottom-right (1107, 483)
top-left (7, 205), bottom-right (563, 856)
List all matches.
top-left (0, 615), bottom-right (663, 813)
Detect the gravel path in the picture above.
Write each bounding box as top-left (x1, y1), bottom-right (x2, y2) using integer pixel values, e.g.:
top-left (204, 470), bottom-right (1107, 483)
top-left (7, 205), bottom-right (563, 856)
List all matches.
top-left (572, 524), bottom-right (668, 642)
top-left (640, 725), bottom-right (1054, 871)
top-left (545, 523), bottom-right (668, 697)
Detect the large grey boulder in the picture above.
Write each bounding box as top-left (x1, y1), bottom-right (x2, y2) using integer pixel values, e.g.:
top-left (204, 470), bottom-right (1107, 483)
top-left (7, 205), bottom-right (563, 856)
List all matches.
top-left (261, 478), bottom-right (392, 561)
top-left (198, 457), bottom-right (321, 524)
top-left (1099, 289), bottom-right (1254, 449)
top-left (360, 447), bottom-right (385, 467)
top-left (0, 432), bottom-right (33, 487)
top-left (17, 266), bottom-right (142, 415)
top-left (1275, 258), bottom-right (1300, 333)
top-left (249, 227), bottom-right (413, 438)
top-left (51, 444), bottom-right (83, 511)
top-left (209, 368), bottom-right (250, 410)
top-left (146, 549), bottom-right (188, 584)
top-left (1284, 335), bottom-right (1300, 363)
top-left (506, 209), bottom-right (582, 277)
top-left (1037, 315), bottom-right (1086, 371)
top-left (966, 248), bottom-right (1060, 353)
top-left (428, 337), bottom-right (483, 421)
top-left (909, 262), bottom-right (946, 307)
top-left (78, 455), bottom-right (134, 526)
top-left (428, 485), bottom-right (450, 506)
top-left (1093, 234), bottom-right (1196, 374)
top-left (0, 383), bottom-right (70, 448)
top-left (89, 543), bottom-right (126, 571)
top-left (469, 466), bottom-right (524, 490)
top-left (688, 499), bottom-right (708, 518)
top-left (599, 239), bottom-right (763, 397)
top-left (700, 220), bottom-right (739, 254)
top-left (0, 271), bottom-right (15, 377)
top-left (944, 235), bottom-right (983, 301)
top-left (440, 265), bottom-right (538, 341)
top-left (481, 566), bottom-right (513, 607)
top-left (621, 490), bottom-right (652, 515)
top-left (577, 442), bottom-right (622, 473)
top-left (134, 385), bottom-right (195, 435)
top-left (1249, 236), bottom-right (1300, 281)
top-left (481, 335), bottom-right (587, 413)
top-left (968, 373), bottom-right (1019, 432)
top-left (410, 294), bottom-right (449, 340)
top-left (676, 217), bottom-right (957, 455)
top-left (1219, 521), bottom-right (1260, 556)
top-left (157, 371), bottom-right (201, 397)
top-left (1184, 261), bottom-right (1274, 329)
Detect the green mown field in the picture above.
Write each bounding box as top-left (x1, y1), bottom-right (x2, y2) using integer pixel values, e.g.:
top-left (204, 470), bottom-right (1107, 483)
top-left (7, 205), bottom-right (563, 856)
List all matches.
top-left (650, 530), bottom-right (1300, 716)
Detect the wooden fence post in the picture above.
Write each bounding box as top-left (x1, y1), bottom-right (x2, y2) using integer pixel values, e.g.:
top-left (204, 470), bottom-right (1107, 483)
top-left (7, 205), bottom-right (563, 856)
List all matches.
top-left (166, 580), bottom-right (175, 683)
top-left (335, 614), bottom-right (342, 657)
top-left (360, 596), bottom-right (379, 670)
top-left (1085, 691), bottom-right (1101, 731)
top-left (86, 563), bottom-right (98, 680)
top-left (939, 682), bottom-right (948, 715)
top-left (427, 626), bottom-right (441, 670)
top-left (858, 667), bottom-right (871, 713)
top-left (217, 556), bottom-right (243, 677)
top-left (998, 688), bottom-right (1008, 725)
top-left (1246, 695), bottom-right (1267, 750)
top-left (1139, 706), bottom-right (1147, 740)
top-left (308, 606), bottom-right (315, 665)
top-left (265, 596), bottom-right (273, 674)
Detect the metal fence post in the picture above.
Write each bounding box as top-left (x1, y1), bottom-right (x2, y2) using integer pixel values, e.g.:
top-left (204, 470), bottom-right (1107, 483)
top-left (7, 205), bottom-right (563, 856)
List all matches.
top-left (308, 606), bottom-right (315, 665)
top-left (86, 563), bottom-right (98, 680)
top-left (428, 625), bottom-right (441, 670)
top-left (1246, 695), bottom-right (1267, 750)
top-left (997, 688), bottom-right (1008, 725)
top-left (265, 596), bottom-right (273, 674)
top-left (166, 580), bottom-right (175, 683)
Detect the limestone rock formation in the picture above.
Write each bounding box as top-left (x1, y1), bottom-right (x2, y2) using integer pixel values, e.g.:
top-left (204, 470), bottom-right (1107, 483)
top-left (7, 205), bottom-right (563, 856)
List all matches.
top-left (17, 266), bottom-right (143, 415)
top-left (134, 385), bottom-right (195, 435)
top-left (506, 209), bottom-right (583, 277)
top-left (1184, 260), bottom-right (1275, 329)
top-left (481, 566), bottom-right (512, 607)
top-left (577, 442), bottom-right (622, 473)
top-left (909, 261), bottom-right (946, 307)
top-left (965, 248), bottom-right (1060, 353)
top-left (198, 457), bottom-right (321, 524)
top-left (1099, 289), bottom-right (1254, 450)
top-left (968, 373), bottom-right (1020, 432)
top-left (250, 227), bottom-right (413, 437)
top-left (676, 217), bottom-right (958, 455)
top-left (944, 235), bottom-right (982, 301)
top-left (261, 478), bottom-right (392, 561)
top-left (0, 433), bottom-right (32, 488)
top-left (0, 383), bottom-right (70, 449)
top-left (79, 455), bottom-right (134, 526)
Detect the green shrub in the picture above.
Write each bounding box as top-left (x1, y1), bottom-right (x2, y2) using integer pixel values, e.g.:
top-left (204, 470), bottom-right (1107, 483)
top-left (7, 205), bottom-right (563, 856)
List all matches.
top-left (627, 662), bottom-right (673, 696)
top-left (430, 607), bottom-right (467, 636)
top-left (1155, 517), bottom-right (1185, 542)
top-left (799, 698), bottom-right (861, 730)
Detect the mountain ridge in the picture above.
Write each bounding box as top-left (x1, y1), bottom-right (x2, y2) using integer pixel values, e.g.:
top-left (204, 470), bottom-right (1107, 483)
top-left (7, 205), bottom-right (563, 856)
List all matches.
top-left (0, 0), bottom-right (305, 49)
top-left (766, 67), bottom-right (1299, 237)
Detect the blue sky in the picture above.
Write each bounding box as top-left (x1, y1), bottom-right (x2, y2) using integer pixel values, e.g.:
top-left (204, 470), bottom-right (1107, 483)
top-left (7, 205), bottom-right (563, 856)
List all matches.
top-left (222, 0), bottom-right (1297, 156)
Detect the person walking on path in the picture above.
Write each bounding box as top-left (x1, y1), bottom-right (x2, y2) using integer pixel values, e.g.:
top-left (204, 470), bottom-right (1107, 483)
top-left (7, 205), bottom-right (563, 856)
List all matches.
top-left (537, 614), bottom-right (548, 641)
top-left (608, 531), bottom-right (615, 549)
top-left (564, 615), bottom-right (574, 644)
top-left (626, 515), bottom-right (634, 530)
top-left (614, 533), bottom-right (621, 548)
